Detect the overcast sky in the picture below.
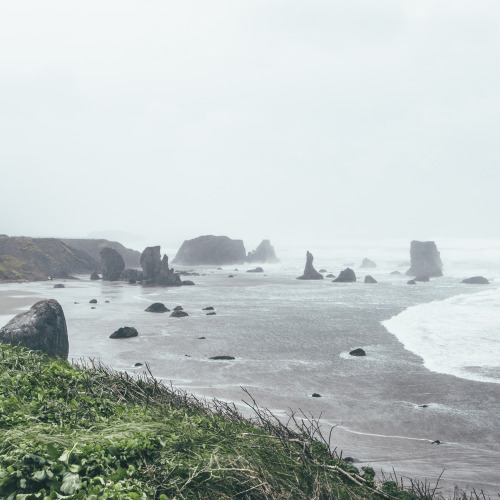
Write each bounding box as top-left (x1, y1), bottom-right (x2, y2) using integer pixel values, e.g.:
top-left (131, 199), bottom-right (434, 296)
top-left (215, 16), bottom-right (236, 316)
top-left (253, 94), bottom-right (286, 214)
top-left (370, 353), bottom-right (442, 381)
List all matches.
top-left (1, 1), bottom-right (499, 250)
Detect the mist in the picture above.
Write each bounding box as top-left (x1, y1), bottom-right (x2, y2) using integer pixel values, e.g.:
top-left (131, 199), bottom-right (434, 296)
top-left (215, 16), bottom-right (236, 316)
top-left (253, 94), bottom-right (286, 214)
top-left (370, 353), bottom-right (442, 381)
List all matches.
top-left (1, 1), bottom-right (499, 250)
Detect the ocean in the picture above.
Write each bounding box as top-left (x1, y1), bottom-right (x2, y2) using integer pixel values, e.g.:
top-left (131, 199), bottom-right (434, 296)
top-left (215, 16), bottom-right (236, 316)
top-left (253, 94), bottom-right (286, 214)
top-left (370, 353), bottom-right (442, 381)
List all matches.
top-left (1, 238), bottom-right (499, 495)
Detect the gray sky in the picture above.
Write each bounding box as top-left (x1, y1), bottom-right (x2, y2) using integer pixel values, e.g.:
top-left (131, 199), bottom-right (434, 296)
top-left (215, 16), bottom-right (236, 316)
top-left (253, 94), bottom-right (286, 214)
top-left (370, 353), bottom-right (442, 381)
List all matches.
top-left (1, 1), bottom-right (499, 249)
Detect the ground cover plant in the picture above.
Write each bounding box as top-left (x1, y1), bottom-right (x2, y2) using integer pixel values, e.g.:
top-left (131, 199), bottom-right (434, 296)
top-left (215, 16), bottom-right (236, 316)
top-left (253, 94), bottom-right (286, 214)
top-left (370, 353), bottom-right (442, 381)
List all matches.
top-left (0, 344), bottom-right (489, 499)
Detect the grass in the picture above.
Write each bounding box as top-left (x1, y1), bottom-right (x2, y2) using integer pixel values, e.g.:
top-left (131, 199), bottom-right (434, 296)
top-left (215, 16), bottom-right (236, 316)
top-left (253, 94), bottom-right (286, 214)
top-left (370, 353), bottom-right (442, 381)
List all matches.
top-left (0, 344), bottom-right (491, 499)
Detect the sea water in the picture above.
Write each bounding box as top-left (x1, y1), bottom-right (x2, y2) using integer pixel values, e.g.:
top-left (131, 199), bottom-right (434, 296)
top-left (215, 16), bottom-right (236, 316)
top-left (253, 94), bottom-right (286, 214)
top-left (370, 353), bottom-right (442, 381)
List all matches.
top-left (1, 238), bottom-right (499, 494)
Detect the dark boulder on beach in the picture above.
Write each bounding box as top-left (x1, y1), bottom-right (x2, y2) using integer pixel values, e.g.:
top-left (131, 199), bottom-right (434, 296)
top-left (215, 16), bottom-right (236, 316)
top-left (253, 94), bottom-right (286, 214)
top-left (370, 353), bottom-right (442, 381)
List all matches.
top-left (360, 258), bottom-right (376, 268)
top-left (173, 235), bottom-right (246, 266)
top-left (333, 268), bottom-right (356, 282)
top-left (462, 276), bottom-right (489, 284)
top-left (297, 251), bottom-right (324, 280)
top-left (0, 299), bottom-right (69, 358)
top-left (90, 271), bottom-right (100, 280)
top-left (53, 283), bottom-right (65, 288)
top-left (100, 247), bottom-right (125, 281)
top-left (206, 312), bottom-right (216, 316)
top-left (134, 362), bottom-right (143, 367)
top-left (406, 241), bottom-right (443, 277)
top-left (407, 279), bottom-right (416, 285)
top-left (349, 348), bottom-right (366, 356)
top-left (364, 275), bottom-right (377, 283)
top-left (145, 302), bottom-right (169, 313)
top-left (209, 355), bottom-right (235, 360)
top-left (170, 310), bottom-right (188, 318)
top-left (247, 267), bottom-right (264, 273)
top-left (312, 393), bottom-right (322, 398)
top-left (109, 326), bottom-right (138, 339)
top-left (89, 299), bottom-right (97, 303)
top-left (246, 239), bottom-right (279, 263)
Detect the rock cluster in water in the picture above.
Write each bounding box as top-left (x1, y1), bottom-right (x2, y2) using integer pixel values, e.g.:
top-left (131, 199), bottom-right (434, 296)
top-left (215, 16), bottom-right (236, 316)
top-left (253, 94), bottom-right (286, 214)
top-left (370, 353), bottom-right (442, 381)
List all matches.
top-left (141, 246), bottom-right (182, 286)
top-left (297, 251), bottom-right (324, 280)
top-left (0, 299), bottom-right (69, 358)
top-left (406, 241), bottom-right (443, 278)
top-left (246, 239), bottom-right (279, 263)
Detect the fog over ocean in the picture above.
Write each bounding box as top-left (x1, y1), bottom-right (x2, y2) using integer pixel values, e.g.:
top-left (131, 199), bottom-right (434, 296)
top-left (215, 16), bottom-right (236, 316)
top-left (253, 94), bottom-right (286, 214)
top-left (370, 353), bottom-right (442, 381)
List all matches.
top-left (1, 238), bottom-right (499, 495)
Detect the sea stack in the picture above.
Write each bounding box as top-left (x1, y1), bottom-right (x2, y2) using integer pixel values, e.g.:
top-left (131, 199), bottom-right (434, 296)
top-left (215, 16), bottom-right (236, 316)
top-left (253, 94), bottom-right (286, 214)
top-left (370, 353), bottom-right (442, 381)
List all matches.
top-left (0, 299), bottom-right (69, 358)
top-left (297, 251), bottom-right (324, 280)
top-left (360, 258), bottom-right (376, 268)
top-left (100, 247), bottom-right (125, 281)
top-left (140, 246), bottom-right (182, 286)
top-left (333, 268), bottom-right (357, 282)
top-left (172, 235), bottom-right (246, 266)
top-left (246, 240), bottom-right (279, 263)
top-left (406, 241), bottom-right (443, 277)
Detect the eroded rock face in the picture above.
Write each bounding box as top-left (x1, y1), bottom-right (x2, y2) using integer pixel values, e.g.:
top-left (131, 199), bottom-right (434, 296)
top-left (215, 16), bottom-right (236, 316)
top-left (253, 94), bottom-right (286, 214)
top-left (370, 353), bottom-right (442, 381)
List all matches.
top-left (360, 258), bottom-right (376, 268)
top-left (297, 251), bottom-right (324, 280)
top-left (462, 276), bottom-right (489, 284)
top-left (333, 268), bottom-right (356, 282)
top-left (100, 247), bottom-right (125, 281)
top-left (0, 299), bottom-right (69, 358)
top-left (172, 235), bottom-right (246, 266)
top-left (140, 247), bottom-right (182, 286)
top-left (246, 240), bottom-right (279, 263)
top-left (406, 241), bottom-right (443, 277)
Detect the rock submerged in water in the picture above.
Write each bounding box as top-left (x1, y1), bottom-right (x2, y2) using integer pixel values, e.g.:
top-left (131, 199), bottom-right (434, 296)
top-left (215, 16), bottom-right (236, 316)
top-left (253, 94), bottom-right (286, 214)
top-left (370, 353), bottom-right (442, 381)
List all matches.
top-left (203, 306), bottom-right (215, 311)
top-left (246, 239), bottom-right (279, 263)
top-left (0, 299), bottom-right (69, 358)
top-left (89, 299), bottom-right (97, 304)
top-left (360, 258), bottom-right (376, 268)
top-left (206, 312), bottom-right (216, 316)
top-left (173, 235), bottom-right (246, 266)
top-left (333, 268), bottom-right (356, 282)
top-left (312, 393), bottom-right (322, 398)
top-left (326, 274), bottom-right (335, 278)
top-left (297, 251), bottom-right (324, 280)
top-left (406, 241), bottom-right (443, 277)
top-left (145, 302), bottom-right (169, 313)
top-left (170, 310), bottom-right (188, 318)
top-left (247, 267), bottom-right (264, 273)
top-left (349, 348), bottom-right (366, 356)
top-left (407, 279), bottom-right (416, 285)
top-left (209, 355), bottom-right (235, 360)
top-left (100, 247), bottom-right (125, 281)
top-left (109, 326), bottom-right (138, 339)
top-left (53, 284), bottom-right (65, 288)
top-left (462, 276), bottom-right (489, 284)
top-left (364, 275), bottom-right (377, 283)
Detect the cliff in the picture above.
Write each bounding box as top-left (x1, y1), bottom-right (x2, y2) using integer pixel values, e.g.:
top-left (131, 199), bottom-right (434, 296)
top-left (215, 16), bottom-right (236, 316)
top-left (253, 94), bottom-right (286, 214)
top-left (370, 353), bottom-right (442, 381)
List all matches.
top-left (0, 236), bottom-right (98, 281)
top-left (61, 238), bottom-right (141, 269)
top-left (172, 235), bottom-right (246, 266)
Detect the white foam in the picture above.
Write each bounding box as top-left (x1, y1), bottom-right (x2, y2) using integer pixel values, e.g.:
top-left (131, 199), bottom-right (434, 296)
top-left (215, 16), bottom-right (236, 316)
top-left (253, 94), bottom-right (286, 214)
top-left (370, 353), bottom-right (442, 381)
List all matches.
top-left (382, 288), bottom-right (500, 384)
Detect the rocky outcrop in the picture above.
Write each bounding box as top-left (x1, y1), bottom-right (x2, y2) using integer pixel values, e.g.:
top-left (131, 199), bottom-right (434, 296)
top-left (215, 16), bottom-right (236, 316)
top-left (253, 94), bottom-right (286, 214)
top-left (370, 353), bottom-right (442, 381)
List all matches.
top-left (172, 235), bottom-right (246, 266)
top-left (109, 326), bottom-right (138, 339)
top-left (246, 240), bottom-right (279, 263)
top-left (140, 246), bottom-right (182, 286)
top-left (61, 238), bottom-right (141, 269)
top-left (349, 348), bottom-right (366, 356)
top-left (462, 276), bottom-right (489, 284)
top-left (407, 279), bottom-right (416, 285)
top-left (406, 241), bottom-right (443, 277)
top-left (0, 299), bottom-right (69, 358)
top-left (90, 271), bottom-right (100, 280)
top-left (145, 303), bottom-right (169, 313)
top-left (247, 267), bottom-right (264, 273)
top-left (364, 275), bottom-right (377, 283)
top-left (333, 268), bottom-right (356, 282)
top-left (121, 268), bottom-right (143, 282)
top-left (170, 310), bottom-right (188, 317)
top-left (0, 236), bottom-right (98, 281)
top-left (360, 258), bottom-right (376, 268)
top-left (297, 251), bottom-right (324, 280)
top-left (100, 247), bottom-right (125, 281)
top-left (53, 284), bottom-right (65, 288)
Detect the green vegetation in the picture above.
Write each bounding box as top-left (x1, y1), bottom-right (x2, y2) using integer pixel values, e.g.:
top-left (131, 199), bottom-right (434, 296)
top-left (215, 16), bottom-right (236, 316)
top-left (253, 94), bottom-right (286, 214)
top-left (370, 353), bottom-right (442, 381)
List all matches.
top-left (0, 256), bottom-right (28, 280)
top-left (0, 344), bottom-right (483, 499)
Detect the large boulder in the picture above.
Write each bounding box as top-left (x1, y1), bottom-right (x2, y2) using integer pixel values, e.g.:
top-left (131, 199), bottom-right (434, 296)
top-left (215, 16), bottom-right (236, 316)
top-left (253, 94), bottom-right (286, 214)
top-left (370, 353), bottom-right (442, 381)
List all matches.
top-left (364, 275), bottom-right (377, 283)
top-left (145, 302), bottom-right (169, 313)
top-left (246, 240), bottom-right (279, 263)
top-left (406, 241), bottom-right (443, 277)
top-left (333, 268), bottom-right (356, 282)
top-left (140, 246), bottom-right (182, 286)
top-left (100, 247), bottom-right (125, 281)
top-left (109, 326), bottom-right (138, 339)
top-left (360, 258), bottom-right (376, 268)
top-left (0, 299), bottom-right (69, 358)
top-left (462, 276), bottom-right (489, 284)
top-left (297, 251), bottom-right (324, 280)
top-left (172, 235), bottom-right (246, 266)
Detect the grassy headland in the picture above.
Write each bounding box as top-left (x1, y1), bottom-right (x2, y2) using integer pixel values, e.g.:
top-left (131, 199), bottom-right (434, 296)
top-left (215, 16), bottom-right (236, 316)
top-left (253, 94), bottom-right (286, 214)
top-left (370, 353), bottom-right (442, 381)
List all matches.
top-left (0, 344), bottom-right (483, 499)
